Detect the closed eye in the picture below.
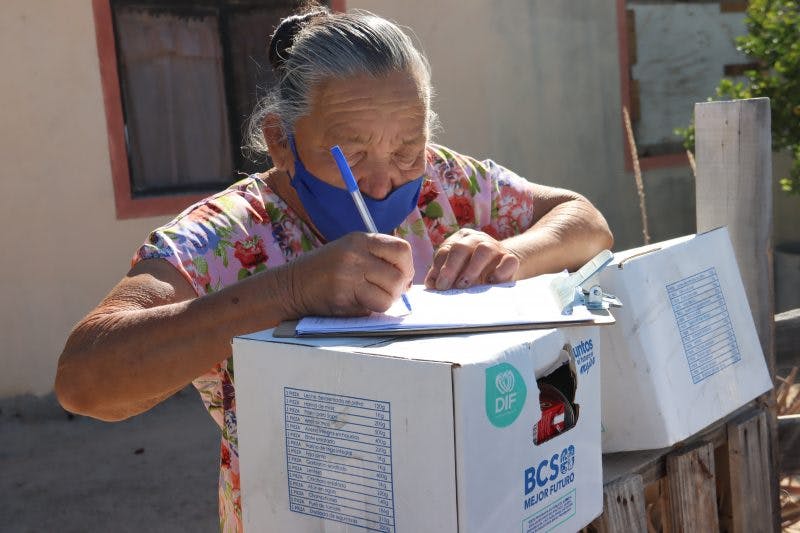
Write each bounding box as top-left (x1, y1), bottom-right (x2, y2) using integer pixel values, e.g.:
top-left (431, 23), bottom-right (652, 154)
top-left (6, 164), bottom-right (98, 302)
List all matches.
top-left (394, 150), bottom-right (423, 170)
top-left (346, 151), bottom-right (366, 166)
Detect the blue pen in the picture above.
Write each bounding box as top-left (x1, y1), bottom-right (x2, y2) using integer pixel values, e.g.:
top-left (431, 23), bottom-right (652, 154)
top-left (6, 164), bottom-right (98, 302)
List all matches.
top-left (330, 145), bottom-right (413, 313)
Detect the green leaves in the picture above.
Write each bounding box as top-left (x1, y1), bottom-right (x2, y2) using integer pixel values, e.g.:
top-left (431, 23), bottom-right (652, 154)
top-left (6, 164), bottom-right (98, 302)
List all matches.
top-left (469, 164), bottom-right (484, 195)
top-left (212, 240), bottom-right (231, 268)
top-left (192, 256), bottom-right (209, 276)
top-left (265, 202), bottom-right (283, 223)
top-left (411, 218), bottom-right (426, 238)
top-left (238, 264), bottom-right (266, 280)
top-left (468, 174), bottom-right (480, 196)
top-left (423, 201), bottom-right (444, 219)
top-left (674, 124), bottom-right (695, 152)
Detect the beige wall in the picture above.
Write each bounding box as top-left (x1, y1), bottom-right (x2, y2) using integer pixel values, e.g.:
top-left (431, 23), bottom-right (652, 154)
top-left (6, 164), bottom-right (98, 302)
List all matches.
top-left (0, 1), bottom-right (170, 396)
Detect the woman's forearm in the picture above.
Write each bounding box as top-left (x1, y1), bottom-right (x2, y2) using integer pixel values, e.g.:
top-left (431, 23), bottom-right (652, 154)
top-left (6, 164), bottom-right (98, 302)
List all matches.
top-left (504, 197), bottom-right (613, 279)
top-left (55, 262), bottom-right (296, 421)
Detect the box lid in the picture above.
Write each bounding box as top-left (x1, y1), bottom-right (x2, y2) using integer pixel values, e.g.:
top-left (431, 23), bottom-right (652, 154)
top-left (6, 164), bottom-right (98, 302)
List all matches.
top-left (608, 228), bottom-right (729, 269)
top-left (235, 327), bottom-right (568, 368)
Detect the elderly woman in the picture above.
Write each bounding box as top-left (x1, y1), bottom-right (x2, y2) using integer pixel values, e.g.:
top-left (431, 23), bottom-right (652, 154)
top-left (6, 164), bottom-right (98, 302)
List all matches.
top-left (56, 5), bottom-right (612, 531)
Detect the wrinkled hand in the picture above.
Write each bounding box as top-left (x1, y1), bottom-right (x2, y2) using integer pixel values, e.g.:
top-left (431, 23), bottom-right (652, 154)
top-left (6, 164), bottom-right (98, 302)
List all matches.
top-left (284, 232), bottom-right (414, 317)
top-left (424, 228), bottom-right (520, 290)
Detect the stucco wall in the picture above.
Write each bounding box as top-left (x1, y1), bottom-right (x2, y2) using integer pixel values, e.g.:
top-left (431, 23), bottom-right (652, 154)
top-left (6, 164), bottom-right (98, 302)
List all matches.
top-left (0, 1), bottom-right (170, 396)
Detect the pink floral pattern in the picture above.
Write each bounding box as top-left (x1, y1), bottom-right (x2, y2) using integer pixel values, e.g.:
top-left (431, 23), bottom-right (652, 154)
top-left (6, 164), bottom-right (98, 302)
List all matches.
top-left (132, 144), bottom-right (537, 531)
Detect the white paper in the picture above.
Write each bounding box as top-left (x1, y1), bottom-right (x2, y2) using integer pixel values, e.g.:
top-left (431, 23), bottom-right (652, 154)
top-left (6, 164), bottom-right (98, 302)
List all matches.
top-left (296, 273), bottom-right (594, 335)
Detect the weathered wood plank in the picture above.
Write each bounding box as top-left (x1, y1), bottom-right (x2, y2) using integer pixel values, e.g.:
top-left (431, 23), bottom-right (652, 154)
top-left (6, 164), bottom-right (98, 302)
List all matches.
top-left (600, 405), bottom-right (781, 531)
top-left (715, 439), bottom-right (734, 533)
top-left (590, 474), bottom-right (647, 533)
top-left (666, 441), bottom-right (719, 532)
top-left (602, 448), bottom-right (669, 487)
top-left (727, 408), bottom-right (773, 532)
top-left (602, 402), bottom-right (760, 486)
top-left (694, 98), bottom-right (774, 373)
top-left (694, 97), bottom-right (779, 529)
top-left (644, 478), bottom-right (672, 533)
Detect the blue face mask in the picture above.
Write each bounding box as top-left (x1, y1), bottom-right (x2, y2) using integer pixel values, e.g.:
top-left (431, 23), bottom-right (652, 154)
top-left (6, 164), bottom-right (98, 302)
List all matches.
top-left (287, 136), bottom-right (423, 242)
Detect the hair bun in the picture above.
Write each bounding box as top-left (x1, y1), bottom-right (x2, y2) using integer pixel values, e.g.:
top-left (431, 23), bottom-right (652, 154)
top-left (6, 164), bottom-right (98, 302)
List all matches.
top-left (268, 8), bottom-right (328, 71)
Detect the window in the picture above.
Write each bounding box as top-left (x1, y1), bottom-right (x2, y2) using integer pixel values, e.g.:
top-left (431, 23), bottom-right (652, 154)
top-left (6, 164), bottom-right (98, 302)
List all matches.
top-left (93, 0), bottom-right (343, 218)
top-left (616, 0), bottom-right (749, 170)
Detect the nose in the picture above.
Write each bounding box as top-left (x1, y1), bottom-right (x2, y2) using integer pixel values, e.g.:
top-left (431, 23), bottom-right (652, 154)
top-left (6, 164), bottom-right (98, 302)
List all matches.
top-left (358, 164), bottom-right (395, 200)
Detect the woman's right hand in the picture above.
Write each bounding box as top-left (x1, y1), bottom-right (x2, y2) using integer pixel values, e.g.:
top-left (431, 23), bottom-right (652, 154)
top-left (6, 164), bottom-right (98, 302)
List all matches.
top-left (282, 232), bottom-right (414, 317)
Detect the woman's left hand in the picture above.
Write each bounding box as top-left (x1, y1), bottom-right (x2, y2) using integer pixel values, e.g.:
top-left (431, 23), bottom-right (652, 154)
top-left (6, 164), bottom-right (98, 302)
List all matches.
top-left (424, 228), bottom-right (520, 290)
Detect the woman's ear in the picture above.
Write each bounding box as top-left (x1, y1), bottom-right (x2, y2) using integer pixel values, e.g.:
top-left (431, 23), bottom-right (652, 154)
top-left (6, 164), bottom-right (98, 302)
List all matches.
top-left (262, 115), bottom-right (293, 172)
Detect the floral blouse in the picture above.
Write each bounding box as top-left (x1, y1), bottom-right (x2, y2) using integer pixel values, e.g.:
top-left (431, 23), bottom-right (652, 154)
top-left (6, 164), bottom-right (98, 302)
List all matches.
top-left (132, 144), bottom-right (537, 531)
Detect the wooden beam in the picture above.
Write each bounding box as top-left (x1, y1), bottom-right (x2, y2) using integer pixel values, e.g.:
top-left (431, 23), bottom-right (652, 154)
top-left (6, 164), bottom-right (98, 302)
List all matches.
top-left (591, 475), bottom-right (647, 533)
top-left (644, 478), bottom-right (672, 533)
top-left (694, 97), bottom-right (780, 531)
top-left (694, 98), bottom-right (774, 373)
top-left (727, 409), bottom-right (773, 532)
top-left (666, 442), bottom-right (719, 532)
top-left (720, 0), bottom-right (749, 13)
top-left (602, 402), bottom-right (762, 486)
top-left (724, 62), bottom-right (762, 77)
top-left (603, 448), bottom-right (669, 487)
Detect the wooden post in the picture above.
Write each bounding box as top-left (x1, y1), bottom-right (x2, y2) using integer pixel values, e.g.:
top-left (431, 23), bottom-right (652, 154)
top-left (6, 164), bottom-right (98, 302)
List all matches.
top-left (694, 97), bottom-right (779, 530)
top-left (727, 408), bottom-right (773, 532)
top-left (590, 474), bottom-right (647, 533)
top-left (666, 442), bottom-right (719, 532)
top-left (694, 97), bottom-right (774, 373)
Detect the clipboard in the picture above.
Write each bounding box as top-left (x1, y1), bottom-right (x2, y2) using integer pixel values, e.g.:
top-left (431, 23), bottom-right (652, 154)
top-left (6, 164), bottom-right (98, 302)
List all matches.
top-left (275, 250), bottom-right (619, 338)
top-left (273, 308), bottom-right (614, 338)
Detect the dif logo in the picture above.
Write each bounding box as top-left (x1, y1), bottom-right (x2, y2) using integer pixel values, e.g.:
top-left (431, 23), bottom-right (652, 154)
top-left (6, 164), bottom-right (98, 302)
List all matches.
top-left (485, 363), bottom-right (527, 428)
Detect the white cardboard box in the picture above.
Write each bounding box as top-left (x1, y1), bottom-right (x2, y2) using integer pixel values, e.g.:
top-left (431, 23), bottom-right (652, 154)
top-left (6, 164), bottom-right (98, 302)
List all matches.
top-left (233, 326), bottom-right (604, 532)
top-left (598, 227), bottom-right (773, 453)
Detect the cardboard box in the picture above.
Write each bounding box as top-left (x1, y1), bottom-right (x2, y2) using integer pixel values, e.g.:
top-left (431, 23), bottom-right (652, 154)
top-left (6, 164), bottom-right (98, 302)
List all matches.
top-left (598, 227), bottom-right (773, 453)
top-left (233, 326), bottom-right (604, 532)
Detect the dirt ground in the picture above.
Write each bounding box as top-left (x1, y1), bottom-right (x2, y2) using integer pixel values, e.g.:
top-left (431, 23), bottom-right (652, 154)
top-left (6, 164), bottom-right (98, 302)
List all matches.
top-left (0, 387), bottom-right (220, 532)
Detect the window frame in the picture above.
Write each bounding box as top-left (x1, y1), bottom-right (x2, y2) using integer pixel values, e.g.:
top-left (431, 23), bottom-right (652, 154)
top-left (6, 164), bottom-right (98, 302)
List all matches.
top-left (615, 0), bottom-right (692, 172)
top-left (92, 0), bottom-right (346, 219)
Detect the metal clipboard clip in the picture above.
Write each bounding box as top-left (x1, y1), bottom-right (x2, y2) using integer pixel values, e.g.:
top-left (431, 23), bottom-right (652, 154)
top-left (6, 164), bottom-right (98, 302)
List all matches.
top-left (550, 249), bottom-right (623, 315)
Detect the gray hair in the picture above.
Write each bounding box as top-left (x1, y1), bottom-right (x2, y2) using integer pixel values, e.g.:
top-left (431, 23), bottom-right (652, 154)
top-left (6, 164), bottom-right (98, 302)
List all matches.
top-left (245, 7), bottom-right (437, 157)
